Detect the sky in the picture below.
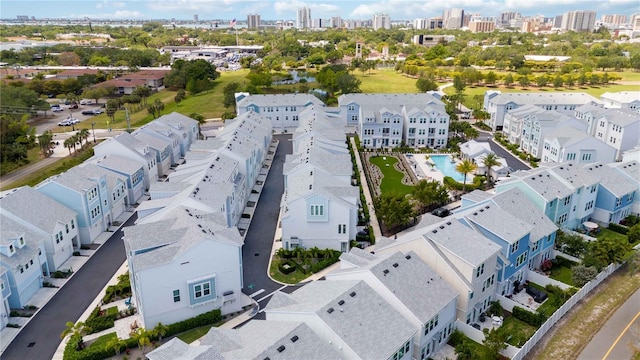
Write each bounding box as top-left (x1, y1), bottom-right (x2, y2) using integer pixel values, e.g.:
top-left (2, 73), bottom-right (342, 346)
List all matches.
top-left (1, 0), bottom-right (638, 21)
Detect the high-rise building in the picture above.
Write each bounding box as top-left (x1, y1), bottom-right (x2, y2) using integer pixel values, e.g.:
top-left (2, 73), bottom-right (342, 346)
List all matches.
top-left (443, 8), bottom-right (464, 29)
top-left (429, 17), bottom-right (444, 29)
top-left (297, 7), bottom-right (311, 29)
top-left (468, 19), bottom-right (496, 33)
top-left (247, 14), bottom-right (261, 29)
top-left (632, 13), bottom-right (640, 30)
top-left (194, 14), bottom-right (198, 22)
top-left (373, 13), bottom-right (391, 30)
top-left (414, 18), bottom-right (428, 30)
top-left (330, 16), bottom-right (343, 28)
top-left (600, 14), bottom-right (627, 25)
top-left (561, 10), bottom-right (597, 32)
top-left (499, 11), bottom-right (521, 26)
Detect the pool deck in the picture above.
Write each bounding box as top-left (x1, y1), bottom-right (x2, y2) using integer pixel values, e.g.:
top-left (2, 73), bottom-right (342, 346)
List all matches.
top-left (406, 153), bottom-right (473, 184)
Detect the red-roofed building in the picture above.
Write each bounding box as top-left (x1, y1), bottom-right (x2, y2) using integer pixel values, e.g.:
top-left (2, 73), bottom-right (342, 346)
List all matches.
top-left (55, 69), bottom-right (100, 79)
top-left (97, 78), bottom-right (148, 95)
top-left (119, 70), bottom-right (169, 89)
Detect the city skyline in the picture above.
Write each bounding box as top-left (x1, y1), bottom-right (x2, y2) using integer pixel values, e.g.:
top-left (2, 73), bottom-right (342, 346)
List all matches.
top-left (1, 0), bottom-right (638, 22)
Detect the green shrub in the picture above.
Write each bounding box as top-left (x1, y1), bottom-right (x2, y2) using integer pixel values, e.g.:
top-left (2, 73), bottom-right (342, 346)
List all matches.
top-left (85, 316), bottom-right (114, 334)
top-left (165, 309), bottom-right (221, 337)
top-left (278, 260), bottom-right (296, 274)
top-left (512, 306), bottom-right (547, 327)
top-left (608, 223), bottom-right (629, 235)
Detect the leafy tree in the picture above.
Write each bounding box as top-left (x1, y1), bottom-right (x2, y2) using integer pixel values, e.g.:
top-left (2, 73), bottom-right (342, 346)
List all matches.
top-left (518, 74), bottom-right (530, 87)
top-left (246, 70), bottom-right (273, 89)
top-left (174, 89), bottom-right (185, 106)
top-left (133, 328), bottom-right (151, 354)
top-left (411, 179), bottom-right (449, 213)
top-left (133, 86), bottom-right (151, 106)
top-left (553, 74), bottom-right (564, 88)
top-left (536, 74), bottom-right (548, 87)
top-left (454, 339), bottom-right (475, 360)
top-left (336, 72), bottom-right (362, 94)
top-left (60, 321), bottom-right (91, 350)
top-left (555, 230), bottom-right (587, 257)
top-left (456, 159), bottom-right (477, 192)
top-left (164, 59), bottom-right (219, 91)
top-left (483, 327), bottom-right (508, 359)
top-left (628, 224), bottom-right (640, 244)
top-left (106, 337), bottom-right (126, 356)
top-left (374, 193), bottom-right (413, 230)
top-left (453, 74), bottom-right (465, 93)
top-left (485, 71), bottom-right (497, 85)
top-left (416, 78), bottom-right (438, 92)
top-left (152, 322), bottom-right (169, 342)
top-left (571, 265), bottom-right (598, 287)
top-left (223, 82), bottom-right (241, 109)
top-left (482, 153), bottom-right (500, 182)
top-left (503, 73), bottom-right (514, 87)
top-left (81, 87), bottom-right (109, 105)
top-left (583, 236), bottom-right (632, 270)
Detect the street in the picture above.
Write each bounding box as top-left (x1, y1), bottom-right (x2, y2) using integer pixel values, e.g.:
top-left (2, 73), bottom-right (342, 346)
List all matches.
top-left (1, 214), bottom-right (136, 360)
top-left (578, 288), bottom-right (640, 360)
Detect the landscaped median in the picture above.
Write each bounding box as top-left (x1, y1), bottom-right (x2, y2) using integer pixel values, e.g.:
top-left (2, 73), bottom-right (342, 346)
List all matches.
top-left (269, 247), bottom-right (341, 284)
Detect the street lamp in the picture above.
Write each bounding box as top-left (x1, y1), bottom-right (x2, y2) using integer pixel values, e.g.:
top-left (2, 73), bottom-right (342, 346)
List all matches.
top-left (91, 122), bottom-right (96, 143)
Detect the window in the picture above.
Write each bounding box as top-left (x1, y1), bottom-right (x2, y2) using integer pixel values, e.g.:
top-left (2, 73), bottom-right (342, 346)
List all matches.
top-left (515, 252), bottom-right (527, 267)
top-left (585, 200), bottom-right (594, 211)
top-left (193, 281), bottom-right (211, 299)
top-left (71, 219), bottom-right (75, 229)
top-left (65, 224), bottom-right (69, 234)
top-left (310, 205), bottom-right (324, 216)
top-left (476, 263), bottom-right (485, 277)
top-left (338, 224), bottom-right (347, 234)
top-left (0, 282), bottom-right (4, 290)
top-left (19, 237), bottom-right (25, 246)
top-left (511, 241), bottom-right (519, 254)
top-left (558, 213), bottom-right (568, 224)
top-left (55, 233), bottom-right (60, 244)
top-left (173, 290), bottom-right (180, 302)
top-left (348, 105), bottom-right (355, 111)
top-left (424, 314), bottom-right (439, 336)
top-left (563, 196), bottom-right (571, 206)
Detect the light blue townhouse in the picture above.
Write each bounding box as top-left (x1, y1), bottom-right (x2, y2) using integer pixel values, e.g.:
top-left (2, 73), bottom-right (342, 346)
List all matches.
top-left (1, 268), bottom-right (11, 329)
top-left (94, 132), bottom-right (159, 191)
top-left (36, 164), bottom-right (127, 244)
top-left (0, 186), bottom-right (80, 270)
top-left (138, 122), bottom-right (184, 167)
top-left (235, 92), bottom-right (324, 132)
top-left (583, 163), bottom-right (637, 225)
top-left (457, 204), bottom-right (533, 297)
top-left (133, 131), bottom-right (173, 178)
top-left (0, 215), bottom-right (48, 309)
top-left (154, 112), bottom-right (200, 156)
top-left (610, 160), bottom-right (640, 215)
top-left (93, 154), bottom-right (146, 205)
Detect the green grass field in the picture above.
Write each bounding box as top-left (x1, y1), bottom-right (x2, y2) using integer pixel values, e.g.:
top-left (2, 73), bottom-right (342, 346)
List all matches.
top-left (596, 228), bottom-right (629, 244)
top-left (498, 316), bottom-right (538, 347)
top-left (368, 155), bottom-right (414, 196)
top-left (87, 332), bottom-right (116, 349)
top-left (176, 324), bottom-right (217, 344)
top-left (550, 264), bottom-right (575, 286)
top-left (355, 68), bottom-right (421, 94)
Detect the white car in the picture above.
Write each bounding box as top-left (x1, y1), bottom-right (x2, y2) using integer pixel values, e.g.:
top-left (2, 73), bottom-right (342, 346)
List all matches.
top-left (58, 119), bottom-right (72, 126)
top-left (51, 107), bottom-right (64, 112)
top-left (79, 99), bottom-right (94, 105)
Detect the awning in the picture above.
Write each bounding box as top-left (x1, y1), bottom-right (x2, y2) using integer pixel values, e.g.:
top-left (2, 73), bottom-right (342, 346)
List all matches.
top-left (583, 221), bottom-right (599, 230)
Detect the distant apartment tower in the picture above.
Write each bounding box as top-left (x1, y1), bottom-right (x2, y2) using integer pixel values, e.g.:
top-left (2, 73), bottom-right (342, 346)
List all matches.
top-left (297, 7), bottom-right (311, 29)
top-left (194, 14), bottom-right (198, 22)
top-left (16, 15), bottom-right (29, 21)
top-left (561, 10), bottom-right (597, 32)
top-left (414, 18), bottom-right (428, 30)
top-left (247, 14), bottom-right (260, 29)
top-left (469, 19), bottom-right (496, 33)
top-left (429, 17), bottom-right (444, 29)
top-left (330, 16), bottom-right (343, 28)
top-left (443, 8), bottom-right (464, 29)
top-left (600, 14), bottom-right (627, 25)
top-left (633, 13), bottom-right (640, 30)
top-left (373, 13), bottom-right (391, 30)
top-left (499, 11), bottom-right (521, 26)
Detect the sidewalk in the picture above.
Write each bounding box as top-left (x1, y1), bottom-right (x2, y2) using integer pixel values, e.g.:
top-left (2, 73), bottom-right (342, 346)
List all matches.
top-left (350, 137), bottom-right (382, 240)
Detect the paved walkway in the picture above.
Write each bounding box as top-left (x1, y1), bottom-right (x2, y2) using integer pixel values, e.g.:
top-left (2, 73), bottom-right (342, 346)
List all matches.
top-left (350, 137), bottom-right (382, 241)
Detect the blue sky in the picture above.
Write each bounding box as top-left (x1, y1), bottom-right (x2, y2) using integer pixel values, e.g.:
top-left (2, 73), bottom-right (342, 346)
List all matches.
top-left (1, 0), bottom-right (638, 21)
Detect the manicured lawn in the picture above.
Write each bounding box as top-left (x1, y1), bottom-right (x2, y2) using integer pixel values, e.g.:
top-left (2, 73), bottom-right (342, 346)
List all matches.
top-left (355, 68), bottom-right (421, 94)
top-left (269, 257), bottom-right (313, 284)
top-left (88, 332), bottom-right (116, 348)
top-left (549, 265), bottom-right (574, 286)
top-left (369, 155), bottom-right (414, 196)
top-left (105, 306), bottom-right (119, 318)
top-left (177, 324), bottom-right (216, 344)
top-left (497, 316), bottom-right (537, 347)
top-left (596, 228), bottom-right (629, 243)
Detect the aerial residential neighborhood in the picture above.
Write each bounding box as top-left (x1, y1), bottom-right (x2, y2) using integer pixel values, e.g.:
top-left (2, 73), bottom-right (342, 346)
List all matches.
top-left (1, 1), bottom-right (640, 360)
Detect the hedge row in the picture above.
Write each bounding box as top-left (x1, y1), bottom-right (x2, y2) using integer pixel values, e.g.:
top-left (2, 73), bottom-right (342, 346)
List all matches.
top-left (85, 307), bottom-right (115, 335)
top-left (443, 175), bottom-right (485, 192)
top-left (512, 306), bottom-right (547, 327)
top-left (278, 260), bottom-right (296, 274)
top-left (608, 222), bottom-right (629, 235)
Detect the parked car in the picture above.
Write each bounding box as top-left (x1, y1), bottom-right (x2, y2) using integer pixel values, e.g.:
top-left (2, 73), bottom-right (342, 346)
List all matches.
top-left (431, 207), bottom-right (451, 218)
top-left (526, 286), bottom-right (548, 303)
top-left (68, 103), bottom-right (78, 109)
top-left (81, 109), bottom-right (103, 115)
top-left (51, 105), bottom-right (63, 112)
top-left (68, 117), bottom-right (80, 124)
top-left (58, 119), bottom-right (72, 126)
top-left (79, 99), bottom-right (93, 105)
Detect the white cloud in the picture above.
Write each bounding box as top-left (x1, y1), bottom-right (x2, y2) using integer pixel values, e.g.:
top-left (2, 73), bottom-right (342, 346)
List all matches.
top-left (71, 10), bottom-right (144, 19)
top-left (274, 0), bottom-right (339, 17)
top-left (96, 0), bottom-right (126, 9)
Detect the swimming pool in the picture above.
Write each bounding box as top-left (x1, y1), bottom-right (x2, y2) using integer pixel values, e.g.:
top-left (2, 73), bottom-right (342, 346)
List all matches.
top-left (430, 155), bottom-right (467, 183)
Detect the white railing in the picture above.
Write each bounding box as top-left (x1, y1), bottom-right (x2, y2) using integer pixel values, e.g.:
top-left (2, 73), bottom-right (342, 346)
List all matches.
top-left (509, 262), bottom-right (621, 360)
top-left (527, 271), bottom-right (572, 290)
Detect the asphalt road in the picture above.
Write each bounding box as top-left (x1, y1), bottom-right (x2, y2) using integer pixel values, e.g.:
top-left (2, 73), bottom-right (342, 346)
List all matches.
top-left (2, 214), bottom-right (137, 360)
top-left (241, 134), bottom-right (294, 309)
top-left (578, 288), bottom-right (640, 360)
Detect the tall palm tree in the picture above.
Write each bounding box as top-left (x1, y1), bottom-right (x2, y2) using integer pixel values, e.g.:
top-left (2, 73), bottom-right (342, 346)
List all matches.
top-left (60, 321), bottom-right (91, 350)
top-left (63, 137), bottom-right (74, 155)
top-left (482, 153), bottom-right (500, 183)
top-left (79, 128), bottom-right (90, 147)
top-left (456, 159), bottom-right (478, 193)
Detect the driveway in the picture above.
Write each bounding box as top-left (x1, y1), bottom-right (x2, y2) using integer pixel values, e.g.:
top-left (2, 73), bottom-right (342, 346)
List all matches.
top-left (1, 214), bottom-right (137, 360)
top-left (241, 134), bottom-right (293, 308)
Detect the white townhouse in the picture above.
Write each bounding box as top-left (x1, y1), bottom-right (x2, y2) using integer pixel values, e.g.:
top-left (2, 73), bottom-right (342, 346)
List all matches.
top-left (124, 207), bottom-right (245, 329)
top-left (1, 268), bottom-right (11, 330)
top-left (338, 93), bottom-right (449, 149)
top-left (132, 131), bottom-right (173, 178)
top-left (235, 92), bottom-right (325, 132)
top-left (376, 220), bottom-right (502, 325)
top-left (154, 112), bottom-right (200, 155)
top-left (94, 132), bottom-right (159, 191)
top-left (599, 91), bottom-right (640, 112)
top-left (36, 164), bottom-right (127, 244)
top-left (148, 320), bottom-right (343, 360)
top-left (592, 108), bottom-right (640, 160)
top-left (137, 122), bottom-right (183, 167)
top-left (574, 103), bottom-right (610, 136)
top-left (502, 104), bottom-right (548, 145)
top-left (265, 280), bottom-right (417, 360)
top-left (0, 215), bottom-right (48, 309)
top-left (93, 154), bottom-right (146, 205)
top-left (291, 107), bottom-right (349, 155)
top-left (327, 250), bottom-right (458, 360)
top-left (542, 127), bottom-right (617, 164)
top-left (483, 91), bottom-right (599, 131)
top-left (0, 186), bottom-right (79, 270)
top-left (610, 160), bottom-right (640, 215)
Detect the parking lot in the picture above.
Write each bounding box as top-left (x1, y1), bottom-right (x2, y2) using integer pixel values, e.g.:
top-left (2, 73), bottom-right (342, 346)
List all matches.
top-left (30, 101), bottom-right (106, 134)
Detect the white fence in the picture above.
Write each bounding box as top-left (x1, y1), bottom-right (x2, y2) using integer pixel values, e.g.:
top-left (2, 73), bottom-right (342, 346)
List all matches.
top-left (527, 271), bottom-right (572, 290)
top-left (509, 262), bottom-right (622, 360)
top-left (552, 249), bottom-right (581, 264)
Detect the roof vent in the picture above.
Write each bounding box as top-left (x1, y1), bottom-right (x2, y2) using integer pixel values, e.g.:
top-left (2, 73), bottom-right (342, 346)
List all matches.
top-left (392, 263), bottom-right (399, 268)
top-left (473, 212), bottom-right (478, 216)
top-left (383, 269), bottom-right (389, 275)
top-left (338, 300), bottom-right (345, 305)
top-left (291, 335), bottom-right (299, 343)
top-left (485, 206), bottom-right (490, 209)
top-left (327, 308), bottom-right (334, 314)
top-left (277, 345), bottom-right (285, 353)
top-left (349, 291), bottom-right (356, 297)
top-left (432, 230), bottom-right (437, 233)
top-left (201, 229), bottom-right (206, 233)
top-left (446, 222), bottom-right (452, 225)
top-left (405, 255), bottom-right (411, 260)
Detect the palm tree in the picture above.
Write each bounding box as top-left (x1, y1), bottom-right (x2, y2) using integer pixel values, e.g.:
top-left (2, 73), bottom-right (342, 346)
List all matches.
top-left (79, 128), bottom-right (90, 147)
top-left (60, 321), bottom-right (91, 350)
top-left (152, 322), bottom-right (169, 342)
top-left (63, 137), bottom-right (74, 155)
top-left (456, 159), bottom-right (478, 193)
top-left (106, 337), bottom-right (126, 356)
top-left (134, 327), bottom-right (151, 354)
top-left (482, 153), bottom-right (500, 184)
top-left (38, 130), bottom-right (53, 157)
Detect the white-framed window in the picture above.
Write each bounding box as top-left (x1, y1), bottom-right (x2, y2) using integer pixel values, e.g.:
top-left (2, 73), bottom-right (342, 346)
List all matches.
top-left (173, 289), bottom-right (180, 302)
top-left (71, 219), bottom-right (75, 229)
top-left (310, 205), bottom-right (324, 216)
top-left (194, 282), bottom-right (211, 299)
top-left (515, 252), bottom-right (527, 267)
top-left (476, 263), bottom-right (485, 277)
top-left (511, 241), bottom-right (519, 254)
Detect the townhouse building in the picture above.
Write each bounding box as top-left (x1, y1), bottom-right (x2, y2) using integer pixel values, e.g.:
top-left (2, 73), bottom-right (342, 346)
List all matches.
top-left (235, 93), bottom-right (325, 132)
top-left (148, 321), bottom-right (343, 360)
top-left (137, 123), bottom-right (183, 167)
top-left (0, 186), bottom-right (79, 270)
top-left (93, 154), bottom-right (146, 205)
top-left (94, 132), bottom-right (159, 191)
top-left (610, 160), bottom-right (640, 214)
top-left (154, 112), bottom-right (200, 155)
top-left (132, 131), bottom-right (173, 178)
top-left (483, 91), bottom-right (599, 131)
top-left (592, 108), bottom-right (640, 160)
top-left (574, 103), bottom-right (609, 135)
top-left (124, 208), bottom-right (244, 329)
top-left (327, 250), bottom-right (458, 360)
top-left (1, 269), bottom-right (10, 330)
top-left (376, 220), bottom-right (502, 325)
top-left (0, 215), bottom-right (48, 309)
top-left (36, 164), bottom-right (127, 244)
top-left (599, 91), bottom-right (640, 112)
top-left (338, 93), bottom-right (449, 149)
top-left (541, 127), bottom-right (617, 164)
top-left (583, 163), bottom-right (637, 224)
top-left (265, 280), bottom-right (417, 360)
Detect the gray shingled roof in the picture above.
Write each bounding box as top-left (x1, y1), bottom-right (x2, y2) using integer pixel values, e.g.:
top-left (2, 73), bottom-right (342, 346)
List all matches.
top-left (611, 161), bottom-right (640, 185)
top-left (491, 188), bottom-right (558, 243)
top-left (0, 186), bottom-right (77, 234)
top-left (156, 112), bottom-right (199, 129)
top-left (266, 280), bottom-right (416, 360)
top-left (600, 91), bottom-right (640, 103)
top-left (598, 108), bottom-right (640, 127)
top-left (464, 204), bottom-right (533, 244)
top-left (461, 190), bottom-right (493, 203)
top-left (338, 93), bottom-right (442, 109)
top-left (490, 92), bottom-right (599, 106)
top-left (146, 338), bottom-right (224, 360)
top-left (426, 220), bottom-right (502, 267)
top-left (94, 154), bottom-right (144, 174)
top-left (237, 93), bottom-right (323, 108)
top-left (582, 162), bottom-right (637, 197)
top-left (513, 169), bottom-right (574, 201)
top-left (0, 214), bottom-right (45, 267)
